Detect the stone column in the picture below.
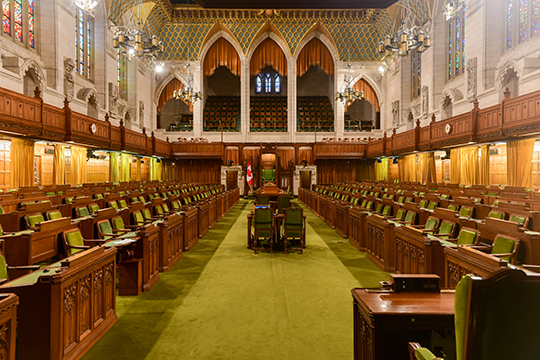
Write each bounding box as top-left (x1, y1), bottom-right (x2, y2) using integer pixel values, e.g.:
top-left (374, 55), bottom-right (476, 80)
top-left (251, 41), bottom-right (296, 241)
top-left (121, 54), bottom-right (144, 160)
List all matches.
top-left (193, 61), bottom-right (203, 137)
top-left (287, 59), bottom-right (297, 142)
top-left (240, 57), bottom-right (250, 142)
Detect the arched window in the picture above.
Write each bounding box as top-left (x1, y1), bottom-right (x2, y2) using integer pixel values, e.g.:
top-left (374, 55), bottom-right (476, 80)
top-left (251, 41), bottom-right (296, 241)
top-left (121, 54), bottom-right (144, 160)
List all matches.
top-left (448, 5), bottom-right (466, 80)
top-left (411, 51), bottom-right (421, 99)
top-left (506, 0), bottom-right (540, 50)
top-left (2, 0), bottom-right (35, 49)
top-left (75, 6), bottom-right (93, 80)
top-left (255, 75), bottom-right (262, 93)
top-left (117, 49), bottom-right (127, 99)
top-left (274, 74), bottom-right (281, 93)
top-left (265, 74), bottom-right (272, 93)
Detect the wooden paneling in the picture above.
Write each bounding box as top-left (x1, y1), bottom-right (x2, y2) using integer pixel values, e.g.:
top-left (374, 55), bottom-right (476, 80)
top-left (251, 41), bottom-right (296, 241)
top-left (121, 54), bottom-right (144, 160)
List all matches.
top-left (316, 159), bottom-right (375, 184)
top-left (87, 155), bottom-right (110, 183)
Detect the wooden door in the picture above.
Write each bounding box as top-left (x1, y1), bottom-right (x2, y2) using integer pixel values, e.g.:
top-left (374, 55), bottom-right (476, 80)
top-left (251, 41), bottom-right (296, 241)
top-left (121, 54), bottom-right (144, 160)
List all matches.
top-left (227, 171), bottom-right (238, 190)
top-left (300, 171), bottom-right (311, 190)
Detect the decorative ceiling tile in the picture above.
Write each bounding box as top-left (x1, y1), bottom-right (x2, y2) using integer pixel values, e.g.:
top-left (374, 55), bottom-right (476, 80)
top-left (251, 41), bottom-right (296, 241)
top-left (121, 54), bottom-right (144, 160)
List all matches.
top-left (222, 20), bottom-right (265, 55)
top-left (273, 20), bottom-right (314, 55)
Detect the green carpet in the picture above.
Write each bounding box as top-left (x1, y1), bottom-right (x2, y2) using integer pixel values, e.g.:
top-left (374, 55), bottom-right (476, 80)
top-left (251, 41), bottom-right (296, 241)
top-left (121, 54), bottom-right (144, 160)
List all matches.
top-left (83, 199), bottom-right (390, 360)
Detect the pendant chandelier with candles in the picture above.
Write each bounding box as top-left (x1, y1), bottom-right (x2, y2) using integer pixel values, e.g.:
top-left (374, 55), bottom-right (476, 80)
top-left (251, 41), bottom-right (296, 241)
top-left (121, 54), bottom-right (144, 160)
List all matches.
top-left (112, 1), bottom-right (164, 71)
top-left (377, 0), bottom-right (431, 57)
top-left (335, 41), bottom-right (364, 107)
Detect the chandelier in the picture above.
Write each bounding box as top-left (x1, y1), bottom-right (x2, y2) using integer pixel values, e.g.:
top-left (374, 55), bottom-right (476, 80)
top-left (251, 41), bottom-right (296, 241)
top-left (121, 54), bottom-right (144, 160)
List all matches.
top-left (173, 63), bottom-right (202, 103)
top-left (335, 61), bottom-right (364, 106)
top-left (377, 0), bottom-right (430, 57)
top-left (76, 0), bottom-right (98, 15)
top-left (441, 0), bottom-right (465, 20)
top-left (112, 1), bottom-right (164, 71)
top-left (173, 2), bottom-right (202, 104)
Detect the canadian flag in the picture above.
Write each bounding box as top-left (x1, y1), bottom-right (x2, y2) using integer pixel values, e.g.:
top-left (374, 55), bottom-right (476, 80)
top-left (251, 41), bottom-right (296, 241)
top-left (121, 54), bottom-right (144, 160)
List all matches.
top-left (246, 159), bottom-right (254, 187)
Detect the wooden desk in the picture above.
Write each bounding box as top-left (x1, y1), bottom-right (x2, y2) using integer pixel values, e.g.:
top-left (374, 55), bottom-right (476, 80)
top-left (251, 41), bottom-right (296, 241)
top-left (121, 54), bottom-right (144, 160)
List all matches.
top-left (157, 213), bottom-right (183, 272)
top-left (352, 288), bottom-right (455, 360)
top-left (0, 293), bottom-right (18, 360)
top-left (0, 246), bottom-right (117, 360)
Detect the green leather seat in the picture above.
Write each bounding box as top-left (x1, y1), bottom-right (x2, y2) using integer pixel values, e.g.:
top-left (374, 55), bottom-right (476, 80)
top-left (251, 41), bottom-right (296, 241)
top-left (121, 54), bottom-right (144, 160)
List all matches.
top-left (459, 207), bottom-right (472, 218)
top-left (488, 211), bottom-right (504, 219)
top-left (424, 217), bottom-right (438, 230)
top-left (490, 235), bottom-right (518, 263)
top-left (456, 228), bottom-right (479, 245)
top-left (118, 200), bottom-right (128, 208)
top-left (282, 207), bottom-right (304, 254)
top-left (109, 201), bottom-right (119, 209)
top-left (77, 207), bottom-right (90, 217)
top-left (47, 211), bottom-right (62, 220)
top-left (277, 196), bottom-right (290, 214)
top-left (64, 229), bottom-right (88, 256)
top-left (89, 204), bottom-right (99, 214)
top-left (26, 214), bottom-right (44, 228)
top-left (252, 207), bottom-right (274, 254)
top-left (98, 221), bottom-right (115, 240)
top-left (509, 214), bottom-right (527, 226)
top-left (382, 205), bottom-right (391, 216)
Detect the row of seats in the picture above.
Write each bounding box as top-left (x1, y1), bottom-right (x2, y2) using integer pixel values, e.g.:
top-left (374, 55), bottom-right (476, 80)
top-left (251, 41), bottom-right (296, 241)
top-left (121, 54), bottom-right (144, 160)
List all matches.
top-left (168, 114), bottom-right (194, 132)
top-left (250, 96), bottom-right (287, 132)
top-left (297, 96), bottom-right (334, 132)
top-left (204, 96), bottom-right (240, 132)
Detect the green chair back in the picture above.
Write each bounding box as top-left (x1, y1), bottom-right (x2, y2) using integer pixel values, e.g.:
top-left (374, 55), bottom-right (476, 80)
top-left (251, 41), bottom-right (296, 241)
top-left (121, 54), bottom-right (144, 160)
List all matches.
top-left (424, 217), bottom-right (438, 230)
top-left (419, 200), bottom-right (427, 208)
top-left (459, 207), bottom-right (472, 218)
top-left (0, 253), bottom-right (8, 280)
top-left (253, 207), bottom-right (273, 238)
top-left (27, 214), bottom-right (45, 228)
top-left (47, 211), bottom-right (62, 220)
top-left (139, 196), bottom-right (145, 203)
top-left (77, 207), bottom-right (90, 217)
top-left (366, 201), bottom-right (373, 211)
top-left (454, 274), bottom-right (472, 360)
top-left (258, 196), bottom-right (270, 205)
top-left (95, 194), bottom-right (104, 200)
top-left (134, 211), bottom-right (145, 225)
top-left (163, 203), bottom-right (170, 212)
top-left (488, 211), bottom-right (504, 220)
top-left (277, 196), bottom-right (291, 214)
top-left (395, 209), bottom-right (405, 220)
top-left (353, 198), bottom-right (359, 205)
top-left (109, 201), bottom-right (119, 209)
top-left (427, 202), bottom-right (437, 210)
top-left (118, 200), bottom-right (128, 208)
top-left (65, 230), bottom-right (85, 256)
top-left (509, 214), bottom-right (527, 226)
top-left (397, 196), bottom-right (405, 203)
top-left (66, 197), bottom-right (74, 204)
top-left (283, 208), bottom-right (303, 238)
top-left (155, 205), bottom-right (164, 215)
top-left (171, 201), bottom-right (180, 210)
top-left (438, 221), bottom-right (455, 237)
top-left (491, 235), bottom-right (516, 262)
top-left (382, 206), bottom-right (391, 216)
top-left (440, 194), bottom-right (449, 200)
top-left (98, 221), bottom-right (114, 240)
top-left (89, 204), bottom-right (99, 213)
top-left (361, 200), bottom-right (367, 208)
top-left (448, 204), bottom-right (459, 211)
top-left (143, 209), bottom-right (152, 220)
top-left (112, 217), bottom-right (126, 230)
top-left (404, 211), bottom-right (415, 223)
top-left (375, 203), bottom-right (383, 213)
top-left (457, 229), bottom-right (478, 245)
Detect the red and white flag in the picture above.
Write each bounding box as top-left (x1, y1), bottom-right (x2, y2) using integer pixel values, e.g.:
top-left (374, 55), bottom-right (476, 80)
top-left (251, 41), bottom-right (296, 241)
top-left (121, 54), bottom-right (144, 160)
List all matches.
top-left (246, 160), bottom-right (254, 187)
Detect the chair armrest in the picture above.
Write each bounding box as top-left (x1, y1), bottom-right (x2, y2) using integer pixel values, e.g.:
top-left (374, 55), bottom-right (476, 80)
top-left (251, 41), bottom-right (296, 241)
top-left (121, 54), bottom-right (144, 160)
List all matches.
top-left (7, 265), bottom-right (41, 271)
top-left (421, 229), bottom-right (436, 233)
top-left (83, 239), bottom-right (108, 243)
top-left (491, 252), bottom-right (514, 258)
top-left (111, 229), bottom-right (128, 233)
top-left (467, 244), bottom-right (492, 251)
top-left (66, 244), bottom-right (90, 250)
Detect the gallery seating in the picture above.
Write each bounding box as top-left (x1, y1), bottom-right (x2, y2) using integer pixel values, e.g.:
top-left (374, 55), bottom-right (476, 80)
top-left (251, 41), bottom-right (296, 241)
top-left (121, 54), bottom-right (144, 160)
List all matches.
top-left (297, 96), bottom-right (334, 132)
top-left (250, 96), bottom-right (287, 132)
top-left (203, 95), bottom-right (240, 132)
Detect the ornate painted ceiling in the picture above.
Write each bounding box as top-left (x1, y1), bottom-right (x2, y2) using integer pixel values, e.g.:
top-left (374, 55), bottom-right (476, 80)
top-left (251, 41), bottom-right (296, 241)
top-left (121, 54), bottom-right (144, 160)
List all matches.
top-left (107, 0), bottom-right (433, 62)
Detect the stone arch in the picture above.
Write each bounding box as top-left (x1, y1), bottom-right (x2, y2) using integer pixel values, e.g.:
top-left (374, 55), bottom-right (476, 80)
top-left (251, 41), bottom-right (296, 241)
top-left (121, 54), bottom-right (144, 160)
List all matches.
top-left (440, 92), bottom-right (453, 120)
top-left (199, 30), bottom-right (244, 63)
top-left (247, 30), bottom-right (290, 62)
top-left (77, 87), bottom-right (99, 106)
top-left (294, 31), bottom-right (340, 65)
top-left (496, 61), bottom-right (520, 100)
top-left (20, 60), bottom-right (45, 95)
top-left (87, 93), bottom-right (99, 119)
top-left (154, 73), bottom-right (189, 105)
top-left (349, 73), bottom-right (383, 108)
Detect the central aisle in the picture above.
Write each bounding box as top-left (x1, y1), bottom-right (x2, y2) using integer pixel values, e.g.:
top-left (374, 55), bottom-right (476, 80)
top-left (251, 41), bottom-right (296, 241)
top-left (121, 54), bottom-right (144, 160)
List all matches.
top-left (83, 199), bottom-right (390, 360)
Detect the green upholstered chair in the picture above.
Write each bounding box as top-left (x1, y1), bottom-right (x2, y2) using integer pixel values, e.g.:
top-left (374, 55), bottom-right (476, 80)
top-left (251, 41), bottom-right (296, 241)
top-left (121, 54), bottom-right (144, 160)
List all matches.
top-left (382, 205), bottom-right (392, 217)
top-left (95, 193), bottom-right (104, 200)
top-left (46, 210), bottom-right (62, 221)
top-left (65, 197), bottom-right (74, 204)
top-left (365, 201), bottom-right (373, 211)
top-left (391, 209), bottom-right (406, 221)
top-left (445, 227), bottom-right (479, 246)
top-left (440, 194), bottom-right (449, 200)
top-left (25, 213), bottom-right (44, 229)
top-left (488, 211), bottom-right (505, 220)
top-left (374, 203), bottom-right (384, 213)
top-left (162, 203), bottom-right (171, 213)
top-left (88, 204), bottom-right (100, 214)
top-left (402, 211), bottom-right (416, 225)
top-left (458, 206), bottom-right (474, 218)
top-left (118, 199), bottom-right (128, 209)
top-left (282, 207), bottom-right (305, 254)
top-left (96, 219), bottom-right (129, 240)
top-left (148, 194), bottom-right (155, 201)
top-left (413, 216), bottom-right (439, 232)
top-left (448, 204), bottom-right (459, 211)
top-left (276, 196), bottom-right (291, 214)
top-left (405, 197), bottom-right (413, 203)
top-left (252, 207), bottom-right (274, 254)
top-left (360, 200), bottom-right (367, 208)
top-left (139, 196), bottom-right (146, 203)
top-left (131, 211), bottom-right (148, 227)
top-left (119, 191), bottom-right (126, 196)
top-left (0, 250), bottom-right (40, 284)
top-left (62, 228), bottom-right (105, 257)
top-left (262, 169), bottom-right (276, 182)
top-left (427, 201), bottom-right (437, 210)
top-left (142, 208), bottom-right (157, 222)
top-left (509, 214), bottom-right (529, 228)
top-left (111, 216), bottom-right (139, 232)
top-left (470, 234), bottom-right (520, 264)
top-left (352, 198), bottom-right (359, 205)
top-left (428, 220), bottom-right (457, 239)
top-left (409, 268), bottom-right (540, 360)
top-left (418, 199), bottom-right (428, 209)
top-left (108, 201), bottom-right (119, 209)
top-left (171, 201), bottom-right (180, 210)
top-left (76, 206), bottom-right (90, 218)
top-left (397, 196), bottom-right (405, 204)
top-left (154, 205), bottom-right (165, 218)
top-left (257, 196), bottom-right (270, 206)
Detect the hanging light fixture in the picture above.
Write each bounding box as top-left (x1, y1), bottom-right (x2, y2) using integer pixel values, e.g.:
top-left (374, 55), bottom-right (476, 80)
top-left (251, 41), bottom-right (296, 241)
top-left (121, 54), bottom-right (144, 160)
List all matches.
top-left (75, 0), bottom-right (98, 15)
top-left (173, 2), bottom-right (202, 104)
top-left (335, 41), bottom-right (364, 106)
top-left (441, 0), bottom-right (466, 20)
top-left (377, 0), bottom-right (430, 57)
top-left (112, 0), bottom-right (165, 71)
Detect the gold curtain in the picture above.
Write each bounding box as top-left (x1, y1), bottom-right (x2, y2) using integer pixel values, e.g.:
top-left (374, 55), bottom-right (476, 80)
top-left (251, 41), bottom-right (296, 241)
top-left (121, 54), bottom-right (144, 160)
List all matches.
top-left (136, 158), bottom-right (142, 181)
top-left (352, 79), bottom-right (380, 111)
top-left (149, 158), bottom-right (157, 181)
top-left (157, 161), bottom-right (162, 181)
top-left (507, 138), bottom-right (536, 187)
top-left (203, 38), bottom-right (240, 77)
top-left (120, 153), bottom-right (130, 182)
top-left (418, 152), bottom-right (436, 184)
top-left (157, 78), bottom-right (192, 112)
top-left (70, 146), bottom-right (87, 185)
top-left (450, 147), bottom-right (479, 185)
top-left (479, 144), bottom-right (490, 185)
top-left (398, 154), bottom-right (417, 182)
top-left (296, 38), bottom-right (334, 77)
top-left (375, 158), bottom-right (389, 181)
top-left (53, 144), bottom-right (65, 185)
top-left (250, 38), bottom-right (287, 76)
top-left (109, 152), bottom-right (119, 184)
top-left (10, 138), bottom-right (35, 188)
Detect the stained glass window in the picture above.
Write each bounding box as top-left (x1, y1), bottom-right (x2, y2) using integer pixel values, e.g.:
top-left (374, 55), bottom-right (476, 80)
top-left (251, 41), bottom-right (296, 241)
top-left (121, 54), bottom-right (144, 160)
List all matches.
top-left (75, 7), bottom-right (92, 79)
top-left (412, 51), bottom-right (421, 99)
top-left (13, 0), bottom-right (21, 42)
top-left (255, 75), bottom-right (262, 93)
top-left (265, 74), bottom-right (272, 93)
top-left (2, 0), bottom-right (10, 35)
top-left (117, 49), bottom-right (127, 99)
top-left (28, 0), bottom-right (34, 48)
top-left (520, 0), bottom-right (529, 42)
top-left (448, 6), bottom-right (465, 80)
top-left (508, 0), bottom-right (514, 49)
top-left (533, 0), bottom-right (540, 36)
top-left (274, 74), bottom-right (281, 93)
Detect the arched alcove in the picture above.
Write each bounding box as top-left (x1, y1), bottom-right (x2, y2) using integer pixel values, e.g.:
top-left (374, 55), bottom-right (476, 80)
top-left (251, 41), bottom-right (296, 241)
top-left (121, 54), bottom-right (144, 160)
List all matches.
top-left (23, 68), bottom-right (40, 97)
top-left (157, 78), bottom-right (193, 132)
top-left (344, 78), bottom-right (381, 131)
top-left (441, 95), bottom-right (453, 120)
top-left (500, 67), bottom-right (519, 101)
top-left (87, 93), bottom-right (99, 119)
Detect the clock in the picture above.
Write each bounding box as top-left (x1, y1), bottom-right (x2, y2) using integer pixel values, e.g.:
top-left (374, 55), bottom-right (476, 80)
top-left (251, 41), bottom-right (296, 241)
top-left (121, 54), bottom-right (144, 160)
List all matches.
top-left (90, 123), bottom-right (97, 134)
top-left (445, 123), bottom-right (452, 134)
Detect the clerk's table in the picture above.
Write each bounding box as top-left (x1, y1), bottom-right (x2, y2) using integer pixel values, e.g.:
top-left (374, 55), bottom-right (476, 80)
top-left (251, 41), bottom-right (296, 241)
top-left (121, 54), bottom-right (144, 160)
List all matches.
top-left (351, 288), bottom-right (455, 360)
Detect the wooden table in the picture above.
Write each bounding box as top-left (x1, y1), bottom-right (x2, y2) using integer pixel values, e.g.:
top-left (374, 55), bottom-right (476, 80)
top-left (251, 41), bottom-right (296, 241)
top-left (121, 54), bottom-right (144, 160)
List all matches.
top-left (352, 288), bottom-right (455, 360)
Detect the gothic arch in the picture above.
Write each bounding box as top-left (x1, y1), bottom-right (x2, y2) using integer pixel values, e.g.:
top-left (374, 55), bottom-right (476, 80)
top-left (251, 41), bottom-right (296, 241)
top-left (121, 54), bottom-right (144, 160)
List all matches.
top-left (20, 60), bottom-right (46, 89)
top-left (349, 74), bottom-right (383, 108)
top-left (247, 30), bottom-right (290, 62)
top-left (440, 88), bottom-right (463, 107)
top-left (294, 31), bottom-right (339, 65)
top-left (77, 87), bottom-right (99, 106)
top-left (154, 73), bottom-right (189, 105)
top-left (496, 61), bottom-right (521, 88)
top-left (199, 30), bottom-right (244, 62)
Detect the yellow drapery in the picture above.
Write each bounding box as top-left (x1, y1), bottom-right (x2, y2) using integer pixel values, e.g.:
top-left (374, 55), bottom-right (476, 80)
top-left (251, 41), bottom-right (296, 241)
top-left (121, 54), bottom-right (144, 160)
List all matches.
top-left (479, 144), bottom-right (490, 185)
top-left (120, 153), bottom-right (130, 182)
top-left (296, 38), bottom-right (334, 77)
top-left (157, 161), bottom-right (162, 180)
top-left (149, 158), bottom-right (157, 181)
top-left (53, 144), bottom-right (65, 185)
top-left (507, 138), bottom-right (536, 187)
top-left (70, 146), bottom-right (87, 185)
top-left (109, 152), bottom-right (119, 184)
top-left (10, 138), bottom-right (35, 188)
top-left (398, 154), bottom-right (417, 182)
top-left (203, 38), bottom-right (241, 77)
top-left (352, 79), bottom-right (380, 112)
top-left (136, 158), bottom-right (142, 181)
top-left (450, 146), bottom-right (479, 185)
top-left (250, 38), bottom-right (287, 76)
top-left (375, 158), bottom-right (389, 181)
top-left (418, 152), bottom-right (436, 184)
